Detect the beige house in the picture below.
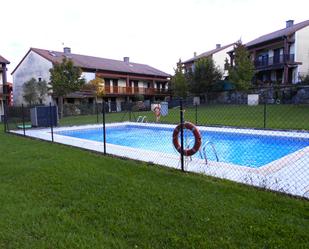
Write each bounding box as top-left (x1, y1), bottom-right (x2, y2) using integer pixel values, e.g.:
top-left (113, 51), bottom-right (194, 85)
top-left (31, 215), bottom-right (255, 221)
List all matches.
top-left (182, 43), bottom-right (236, 78)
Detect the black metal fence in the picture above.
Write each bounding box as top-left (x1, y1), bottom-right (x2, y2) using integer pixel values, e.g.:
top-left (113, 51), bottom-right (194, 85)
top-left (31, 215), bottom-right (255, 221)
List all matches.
top-left (4, 99), bottom-right (309, 199)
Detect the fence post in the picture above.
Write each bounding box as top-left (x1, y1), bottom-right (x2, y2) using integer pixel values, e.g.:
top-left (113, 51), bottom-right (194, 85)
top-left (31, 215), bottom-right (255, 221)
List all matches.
top-left (180, 99), bottom-right (184, 171)
top-left (263, 103), bottom-right (267, 129)
top-left (195, 103), bottom-right (198, 125)
top-left (102, 100), bottom-right (106, 154)
top-left (49, 103), bottom-right (54, 142)
top-left (21, 104), bottom-right (26, 136)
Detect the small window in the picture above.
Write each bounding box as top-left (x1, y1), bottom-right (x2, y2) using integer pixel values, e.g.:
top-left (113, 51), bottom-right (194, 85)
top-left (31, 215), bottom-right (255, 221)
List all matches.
top-left (38, 77), bottom-right (42, 82)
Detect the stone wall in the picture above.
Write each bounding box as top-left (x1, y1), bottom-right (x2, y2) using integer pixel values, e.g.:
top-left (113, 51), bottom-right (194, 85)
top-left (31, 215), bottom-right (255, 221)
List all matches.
top-left (205, 85), bottom-right (309, 104)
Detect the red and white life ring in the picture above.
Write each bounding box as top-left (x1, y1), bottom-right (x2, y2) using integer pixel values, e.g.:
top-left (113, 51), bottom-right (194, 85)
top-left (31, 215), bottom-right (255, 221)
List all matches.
top-left (172, 122), bottom-right (202, 156)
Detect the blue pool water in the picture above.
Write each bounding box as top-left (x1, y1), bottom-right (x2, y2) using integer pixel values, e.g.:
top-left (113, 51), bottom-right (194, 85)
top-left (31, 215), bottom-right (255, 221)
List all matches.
top-left (56, 125), bottom-right (309, 168)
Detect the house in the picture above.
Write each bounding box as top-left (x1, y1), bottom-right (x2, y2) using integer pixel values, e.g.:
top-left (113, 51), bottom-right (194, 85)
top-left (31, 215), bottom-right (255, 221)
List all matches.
top-left (12, 48), bottom-right (170, 109)
top-left (232, 20), bottom-right (309, 84)
top-left (0, 55), bottom-right (10, 121)
top-left (182, 43), bottom-right (236, 78)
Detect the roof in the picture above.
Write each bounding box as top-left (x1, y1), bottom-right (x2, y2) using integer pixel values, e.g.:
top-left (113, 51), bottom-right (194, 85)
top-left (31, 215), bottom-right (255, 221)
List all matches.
top-left (183, 43), bottom-right (236, 64)
top-left (0, 55), bottom-right (10, 64)
top-left (245, 19), bottom-right (309, 48)
top-left (12, 48), bottom-right (169, 78)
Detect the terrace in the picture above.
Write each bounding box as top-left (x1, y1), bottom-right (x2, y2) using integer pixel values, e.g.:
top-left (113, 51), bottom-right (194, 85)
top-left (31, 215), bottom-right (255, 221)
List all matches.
top-left (104, 86), bottom-right (170, 96)
top-left (254, 54), bottom-right (295, 69)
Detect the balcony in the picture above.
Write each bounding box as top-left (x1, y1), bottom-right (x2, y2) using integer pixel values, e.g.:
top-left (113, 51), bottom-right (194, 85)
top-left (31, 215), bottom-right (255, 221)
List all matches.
top-left (104, 86), bottom-right (170, 96)
top-left (254, 54), bottom-right (295, 68)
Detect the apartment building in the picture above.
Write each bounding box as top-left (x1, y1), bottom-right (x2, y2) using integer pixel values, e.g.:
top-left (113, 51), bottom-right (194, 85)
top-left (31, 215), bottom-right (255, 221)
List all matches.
top-left (244, 20), bottom-right (309, 84)
top-left (12, 48), bottom-right (170, 108)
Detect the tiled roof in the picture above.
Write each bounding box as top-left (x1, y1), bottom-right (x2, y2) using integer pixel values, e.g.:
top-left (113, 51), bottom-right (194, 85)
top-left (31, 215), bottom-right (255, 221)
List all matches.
top-left (0, 55), bottom-right (10, 64)
top-left (245, 19), bottom-right (309, 47)
top-left (183, 43), bottom-right (236, 64)
top-left (30, 48), bottom-right (169, 78)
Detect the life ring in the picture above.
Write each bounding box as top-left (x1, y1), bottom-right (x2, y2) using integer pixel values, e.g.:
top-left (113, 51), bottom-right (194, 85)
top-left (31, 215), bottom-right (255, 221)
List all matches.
top-left (154, 106), bottom-right (161, 117)
top-left (172, 122), bottom-right (202, 156)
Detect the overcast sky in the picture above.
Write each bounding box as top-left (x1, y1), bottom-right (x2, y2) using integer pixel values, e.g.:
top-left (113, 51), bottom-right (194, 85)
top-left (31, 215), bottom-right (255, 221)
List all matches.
top-left (1, 0), bottom-right (308, 81)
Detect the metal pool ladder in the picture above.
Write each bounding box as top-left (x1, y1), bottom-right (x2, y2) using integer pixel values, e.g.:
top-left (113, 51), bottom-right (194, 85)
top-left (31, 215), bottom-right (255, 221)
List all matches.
top-left (199, 141), bottom-right (219, 165)
top-left (136, 116), bottom-right (147, 123)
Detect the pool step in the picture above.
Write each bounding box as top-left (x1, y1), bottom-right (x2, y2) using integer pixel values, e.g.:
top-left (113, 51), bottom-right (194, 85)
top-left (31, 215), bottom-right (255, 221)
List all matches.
top-left (136, 116), bottom-right (147, 123)
top-left (199, 141), bottom-right (219, 164)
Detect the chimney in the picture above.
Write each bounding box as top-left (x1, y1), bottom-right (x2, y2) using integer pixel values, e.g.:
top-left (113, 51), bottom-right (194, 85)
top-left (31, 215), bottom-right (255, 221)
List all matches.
top-left (193, 52), bottom-right (197, 57)
top-left (216, 44), bottom-right (221, 49)
top-left (63, 47), bottom-right (71, 54)
top-left (123, 57), bottom-right (129, 63)
top-left (286, 20), bottom-right (294, 28)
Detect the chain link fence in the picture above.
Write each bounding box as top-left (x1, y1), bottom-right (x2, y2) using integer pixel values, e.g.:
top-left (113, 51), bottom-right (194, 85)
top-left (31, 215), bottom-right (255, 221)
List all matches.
top-left (4, 96), bottom-right (309, 199)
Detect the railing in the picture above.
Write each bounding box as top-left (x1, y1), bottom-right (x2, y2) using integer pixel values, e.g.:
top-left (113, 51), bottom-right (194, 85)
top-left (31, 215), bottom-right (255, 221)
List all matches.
top-left (104, 86), bottom-right (170, 95)
top-left (199, 141), bottom-right (219, 165)
top-left (254, 54), bottom-right (295, 68)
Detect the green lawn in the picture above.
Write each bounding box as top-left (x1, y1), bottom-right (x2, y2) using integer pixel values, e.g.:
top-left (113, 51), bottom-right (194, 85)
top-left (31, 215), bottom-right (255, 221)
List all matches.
top-left (0, 127), bottom-right (308, 248)
top-left (60, 104), bottom-right (309, 130)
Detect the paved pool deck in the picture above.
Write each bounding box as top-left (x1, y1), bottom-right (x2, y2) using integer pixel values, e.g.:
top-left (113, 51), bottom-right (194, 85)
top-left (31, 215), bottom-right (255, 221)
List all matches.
top-left (11, 122), bottom-right (309, 199)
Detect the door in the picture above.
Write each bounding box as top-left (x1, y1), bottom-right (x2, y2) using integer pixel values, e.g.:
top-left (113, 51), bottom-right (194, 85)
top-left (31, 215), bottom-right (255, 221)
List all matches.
top-left (113, 79), bottom-right (118, 93)
top-left (134, 81), bottom-right (139, 93)
top-left (105, 79), bottom-right (111, 93)
top-left (273, 48), bottom-right (280, 64)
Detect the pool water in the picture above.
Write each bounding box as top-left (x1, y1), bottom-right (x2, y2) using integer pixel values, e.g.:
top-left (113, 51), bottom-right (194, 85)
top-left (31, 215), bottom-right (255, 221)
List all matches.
top-left (56, 125), bottom-right (309, 168)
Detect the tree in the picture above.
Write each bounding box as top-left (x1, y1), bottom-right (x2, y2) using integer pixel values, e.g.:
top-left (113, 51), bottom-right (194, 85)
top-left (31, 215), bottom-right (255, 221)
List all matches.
top-left (228, 41), bottom-right (255, 90)
top-left (188, 57), bottom-right (222, 96)
top-left (23, 78), bottom-right (38, 106)
top-left (88, 77), bottom-right (105, 99)
top-left (49, 58), bottom-right (85, 117)
top-left (37, 80), bottom-right (49, 104)
top-left (171, 60), bottom-right (188, 98)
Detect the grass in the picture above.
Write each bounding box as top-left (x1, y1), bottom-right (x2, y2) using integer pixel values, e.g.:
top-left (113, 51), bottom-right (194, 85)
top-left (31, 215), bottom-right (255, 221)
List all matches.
top-left (0, 126), bottom-right (309, 248)
top-left (59, 104), bottom-right (309, 130)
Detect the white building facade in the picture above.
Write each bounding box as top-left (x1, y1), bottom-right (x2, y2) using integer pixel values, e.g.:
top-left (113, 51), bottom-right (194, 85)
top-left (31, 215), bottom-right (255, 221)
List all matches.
top-left (0, 55), bottom-right (10, 121)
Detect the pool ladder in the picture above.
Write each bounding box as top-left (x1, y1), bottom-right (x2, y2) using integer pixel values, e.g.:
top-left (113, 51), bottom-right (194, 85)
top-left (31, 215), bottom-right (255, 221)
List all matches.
top-left (199, 141), bottom-right (219, 165)
top-left (136, 116), bottom-right (147, 123)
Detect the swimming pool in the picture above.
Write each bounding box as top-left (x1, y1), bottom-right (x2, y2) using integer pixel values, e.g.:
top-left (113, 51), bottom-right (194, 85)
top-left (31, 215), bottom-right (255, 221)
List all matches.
top-left (56, 124), bottom-right (309, 168)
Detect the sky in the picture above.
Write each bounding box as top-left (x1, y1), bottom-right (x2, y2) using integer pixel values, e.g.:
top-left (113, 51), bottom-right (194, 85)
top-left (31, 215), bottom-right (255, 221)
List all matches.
top-left (1, 0), bottom-right (309, 81)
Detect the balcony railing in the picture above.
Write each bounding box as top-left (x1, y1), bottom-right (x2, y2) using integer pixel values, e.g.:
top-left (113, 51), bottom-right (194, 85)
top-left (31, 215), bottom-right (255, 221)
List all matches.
top-left (254, 54), bottom-right (295, 68)
top-left (104, 86), bottom-right (170, 95)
